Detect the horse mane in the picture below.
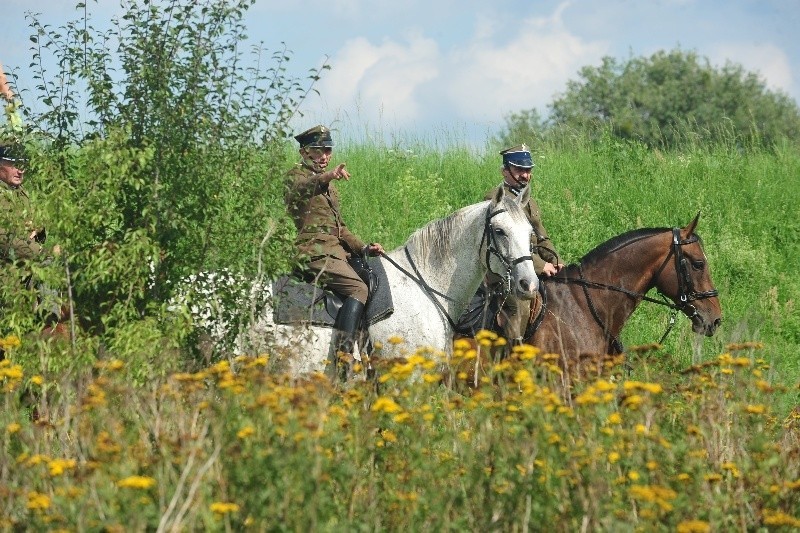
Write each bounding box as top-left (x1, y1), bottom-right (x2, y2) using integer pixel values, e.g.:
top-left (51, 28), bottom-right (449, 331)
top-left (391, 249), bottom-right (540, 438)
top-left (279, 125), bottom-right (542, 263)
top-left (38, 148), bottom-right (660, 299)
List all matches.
top-left (404, 196), bottom-right (528, 265)
top-left (580, 227), bottom-right (671, 267)
top-left (405, 202), bottom-right (487, 264)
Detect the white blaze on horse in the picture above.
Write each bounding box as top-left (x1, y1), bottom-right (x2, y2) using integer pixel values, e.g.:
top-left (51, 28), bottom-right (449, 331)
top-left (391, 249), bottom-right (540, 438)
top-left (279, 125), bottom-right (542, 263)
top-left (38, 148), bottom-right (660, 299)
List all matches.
top-left (237, 185), bottom-right (538, 376)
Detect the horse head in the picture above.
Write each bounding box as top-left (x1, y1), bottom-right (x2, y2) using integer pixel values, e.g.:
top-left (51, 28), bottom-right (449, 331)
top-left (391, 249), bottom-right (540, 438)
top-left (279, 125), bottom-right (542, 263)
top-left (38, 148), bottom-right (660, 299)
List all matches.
top-left (485, 186), bottom-right (539, 300)
top-left (655, 212), bottom-right (722, 336)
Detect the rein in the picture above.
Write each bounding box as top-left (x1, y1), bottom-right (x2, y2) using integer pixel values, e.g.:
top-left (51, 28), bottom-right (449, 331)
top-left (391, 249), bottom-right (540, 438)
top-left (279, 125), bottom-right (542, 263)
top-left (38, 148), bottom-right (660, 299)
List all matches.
top-left (546, 227), bottom-right (718, 346)
top-left (381, 204), bottom-right (532, 331)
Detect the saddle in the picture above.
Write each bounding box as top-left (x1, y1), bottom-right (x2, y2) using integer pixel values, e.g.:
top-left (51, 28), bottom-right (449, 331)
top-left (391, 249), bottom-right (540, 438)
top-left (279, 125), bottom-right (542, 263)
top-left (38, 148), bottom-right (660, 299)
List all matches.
top-left (454, 282), bottom-right (548, 340)
top-left (272, 255), bottom-right (394, 327)
top-left (454, 282), bottom-right (501, 337)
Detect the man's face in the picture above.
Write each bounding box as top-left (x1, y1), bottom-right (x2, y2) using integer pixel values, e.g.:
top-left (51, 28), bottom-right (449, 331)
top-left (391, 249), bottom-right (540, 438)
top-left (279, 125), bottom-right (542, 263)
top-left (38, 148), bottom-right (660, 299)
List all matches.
top-left (0, 160), bottom-right (24, 188)
top-left (302, 147), bottom-right (333, 170)
top-left (503, 165), bottom-right (532, 187)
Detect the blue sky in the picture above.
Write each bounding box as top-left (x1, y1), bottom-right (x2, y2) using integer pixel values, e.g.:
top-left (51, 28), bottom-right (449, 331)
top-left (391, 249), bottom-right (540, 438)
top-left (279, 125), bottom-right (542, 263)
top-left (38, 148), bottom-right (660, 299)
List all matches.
top-left (2, 0), bottom-right (798, 145)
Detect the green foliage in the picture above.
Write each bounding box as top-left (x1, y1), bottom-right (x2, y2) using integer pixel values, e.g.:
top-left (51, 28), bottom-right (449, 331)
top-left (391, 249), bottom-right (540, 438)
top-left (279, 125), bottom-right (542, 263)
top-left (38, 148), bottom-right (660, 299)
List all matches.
top-left (501, 48), bottom-right (800, 150)
top-left (24, 0), bottom-right (321, 296)
top-left (3, 0), bottom-right (322, 353)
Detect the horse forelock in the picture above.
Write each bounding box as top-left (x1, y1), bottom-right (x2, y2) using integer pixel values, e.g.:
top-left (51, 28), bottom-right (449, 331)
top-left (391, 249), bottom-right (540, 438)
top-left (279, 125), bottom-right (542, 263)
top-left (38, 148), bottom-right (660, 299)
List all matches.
top-left (581, 227), bottom-right (671, 266)
top-left (498, 195), bottom-right (531, 227)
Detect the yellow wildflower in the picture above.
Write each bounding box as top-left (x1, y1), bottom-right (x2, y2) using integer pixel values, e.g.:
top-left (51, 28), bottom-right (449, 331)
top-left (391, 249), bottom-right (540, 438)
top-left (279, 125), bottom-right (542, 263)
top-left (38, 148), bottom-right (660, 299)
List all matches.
top-left (371, 396), bottom-right (402, 414)
top-left (745, 404), bottom-right (766, 414)
top-left (48, 459), bottom-right (77, 477)
top-left (6, 422), bottom-right (21, 434)
top-left (30, 375), bottom-right (44, 386)
top-left (623, 394), bottom-right (643, 409)
top-left (676, 520), bottom-right (711, 533)
top-left (453, 338), bottom-right (473, 351)
top-left (393, 412), bottom-right (411, 423)
top-left (26, 492), bottom-right (50, 510)
top-left (210, 502), bottom-right (240, 515)
top-left (237, 426), bottom-right (255, 439)
top-left (763, 510), bottom-right (800, 527)
top-left (117, 476), bottom-right (157, 489)
top-left (0, 335), bottom-right (21, 350)
top-left (606, 412), bottom-right (622, 425)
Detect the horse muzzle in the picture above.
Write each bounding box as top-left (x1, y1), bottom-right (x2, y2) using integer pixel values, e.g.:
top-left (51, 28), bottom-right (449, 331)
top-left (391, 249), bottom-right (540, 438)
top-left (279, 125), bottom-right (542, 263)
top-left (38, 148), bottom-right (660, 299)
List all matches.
top-left (513, 275), bottom-right (539, 300)
top-left (691, 313), bottom-right (721, 336)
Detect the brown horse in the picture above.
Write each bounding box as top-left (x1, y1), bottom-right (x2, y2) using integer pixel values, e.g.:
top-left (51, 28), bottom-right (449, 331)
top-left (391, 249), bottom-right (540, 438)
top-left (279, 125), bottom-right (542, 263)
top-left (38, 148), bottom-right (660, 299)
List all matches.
top-left (524, 213), bottom-right (721, 357)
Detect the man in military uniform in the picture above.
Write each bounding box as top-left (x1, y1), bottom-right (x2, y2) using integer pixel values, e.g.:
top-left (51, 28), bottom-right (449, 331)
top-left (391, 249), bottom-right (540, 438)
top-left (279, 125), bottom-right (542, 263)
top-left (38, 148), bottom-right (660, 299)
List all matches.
top-left (483, 143), bottom-right (563, 342)
top-left (0, 143), bottom-right (62, 326)
top-left (0, 144), bottom-right (44, 264)
top-left (284, 125), bottom-right (384, 355)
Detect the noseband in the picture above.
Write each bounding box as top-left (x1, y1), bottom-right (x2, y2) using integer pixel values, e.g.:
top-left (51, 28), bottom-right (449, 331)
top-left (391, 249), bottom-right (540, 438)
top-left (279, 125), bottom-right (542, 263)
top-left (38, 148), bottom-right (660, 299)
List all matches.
top-left (481, 207), bottom-right (534, 294)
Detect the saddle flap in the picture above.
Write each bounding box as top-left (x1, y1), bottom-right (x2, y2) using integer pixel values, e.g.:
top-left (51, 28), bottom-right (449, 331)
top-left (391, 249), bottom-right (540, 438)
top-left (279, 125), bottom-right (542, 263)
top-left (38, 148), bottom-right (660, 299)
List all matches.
top-left (272, 275), bottom-right (338, 327)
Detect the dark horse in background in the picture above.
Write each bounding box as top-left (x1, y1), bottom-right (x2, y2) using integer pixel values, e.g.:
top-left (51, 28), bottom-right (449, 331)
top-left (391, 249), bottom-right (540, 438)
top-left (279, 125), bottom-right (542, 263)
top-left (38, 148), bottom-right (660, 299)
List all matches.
top-left (524, 213), bottom-right (722, 358)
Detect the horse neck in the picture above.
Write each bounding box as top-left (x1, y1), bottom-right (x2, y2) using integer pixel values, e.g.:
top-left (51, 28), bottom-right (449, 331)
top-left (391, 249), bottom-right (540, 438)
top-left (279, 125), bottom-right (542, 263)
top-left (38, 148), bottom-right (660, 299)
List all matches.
top-left (575, 231), bottom-right (671, 332)
top-left (388, 202), bottom-right (488, 315)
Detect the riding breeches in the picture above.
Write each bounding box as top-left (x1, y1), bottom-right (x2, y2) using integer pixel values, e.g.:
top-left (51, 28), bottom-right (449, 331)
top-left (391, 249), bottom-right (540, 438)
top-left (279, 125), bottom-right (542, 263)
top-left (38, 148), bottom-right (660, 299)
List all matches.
top-left (305, 255), bottom-right (368, 304)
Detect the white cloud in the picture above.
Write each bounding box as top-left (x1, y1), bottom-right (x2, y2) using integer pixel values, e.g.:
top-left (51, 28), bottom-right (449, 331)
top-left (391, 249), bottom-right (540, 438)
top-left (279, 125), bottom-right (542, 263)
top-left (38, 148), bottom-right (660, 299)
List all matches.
top-left (708, 42), bottom-right (795, 96)
top-left (312, 3), bottom-right (609, 130)
top-left (441, 5), bottom-right (609, 123)
top-left (317, 33), bottom-right (441, 125)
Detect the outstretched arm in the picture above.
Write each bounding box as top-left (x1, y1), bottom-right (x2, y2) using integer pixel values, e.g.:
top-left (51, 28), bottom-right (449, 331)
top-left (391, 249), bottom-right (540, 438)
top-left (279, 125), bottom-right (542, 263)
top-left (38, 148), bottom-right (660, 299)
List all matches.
top-left (0, 62), bottom-right (14, 101)
top-left (0, 61), bottom-right (22, 132)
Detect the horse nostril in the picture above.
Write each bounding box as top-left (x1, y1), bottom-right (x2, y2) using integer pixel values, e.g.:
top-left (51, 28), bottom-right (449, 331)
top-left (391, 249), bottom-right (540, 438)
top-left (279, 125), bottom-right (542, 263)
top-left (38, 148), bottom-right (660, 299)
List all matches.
top-left (714, 318), bottom-right (722, 328)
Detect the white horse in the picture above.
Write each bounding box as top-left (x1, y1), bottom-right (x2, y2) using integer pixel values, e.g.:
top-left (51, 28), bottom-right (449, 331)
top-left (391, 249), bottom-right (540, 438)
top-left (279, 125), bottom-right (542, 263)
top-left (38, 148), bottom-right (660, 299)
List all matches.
top-left (231, 186), bottom-right (539, 376)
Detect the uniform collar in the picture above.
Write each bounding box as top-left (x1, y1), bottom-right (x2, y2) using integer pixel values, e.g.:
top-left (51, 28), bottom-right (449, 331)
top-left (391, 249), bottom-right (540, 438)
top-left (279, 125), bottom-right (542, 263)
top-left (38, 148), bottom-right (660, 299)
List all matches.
top-left (300, 159), bottom-right (325, 174)
top-left (504, 182), bottom-right (522, 196)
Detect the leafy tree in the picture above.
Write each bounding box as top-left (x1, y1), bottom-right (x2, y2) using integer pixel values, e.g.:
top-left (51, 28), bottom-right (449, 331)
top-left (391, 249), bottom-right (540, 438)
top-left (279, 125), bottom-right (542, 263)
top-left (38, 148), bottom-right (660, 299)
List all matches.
top-left (6, 0), bottom-right (325, 335)
top-left (501, 48), bottom-right (800, 150)
top-left (494, 108), bottom-right (546, 151)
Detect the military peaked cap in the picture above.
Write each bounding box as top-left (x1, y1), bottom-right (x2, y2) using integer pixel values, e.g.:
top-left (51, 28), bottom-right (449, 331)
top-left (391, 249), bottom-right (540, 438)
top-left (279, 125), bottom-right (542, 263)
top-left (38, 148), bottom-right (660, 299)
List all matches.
top-left (500, 143), bottom-right (533, 169)
top-left (294, 125), bottom-right (334, 148)
top-left (0, 144), bottom-right (26, 163)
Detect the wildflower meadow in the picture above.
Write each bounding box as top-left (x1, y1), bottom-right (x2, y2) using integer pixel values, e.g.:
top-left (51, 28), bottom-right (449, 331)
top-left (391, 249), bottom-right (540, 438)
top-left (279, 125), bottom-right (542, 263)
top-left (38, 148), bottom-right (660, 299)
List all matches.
top-left (2, 130), bottom-right (799, 530)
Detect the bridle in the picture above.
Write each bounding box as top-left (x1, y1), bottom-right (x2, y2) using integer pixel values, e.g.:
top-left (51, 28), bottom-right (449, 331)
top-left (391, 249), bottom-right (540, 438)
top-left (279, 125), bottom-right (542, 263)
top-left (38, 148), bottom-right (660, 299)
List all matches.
top-left (546, 228), bottom-right (719, 346)
top-left (652, 228), bottom-right (719, 314)
top-left (481, 207), bottom-right (534, 295)
top-left (381, 204), bottom-right (532, 330)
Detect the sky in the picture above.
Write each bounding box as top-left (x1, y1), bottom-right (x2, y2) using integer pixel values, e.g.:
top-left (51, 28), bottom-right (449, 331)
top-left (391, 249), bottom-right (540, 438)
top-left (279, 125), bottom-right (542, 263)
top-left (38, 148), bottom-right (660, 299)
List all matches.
top-left (2, 0), bottom-right (799, 146)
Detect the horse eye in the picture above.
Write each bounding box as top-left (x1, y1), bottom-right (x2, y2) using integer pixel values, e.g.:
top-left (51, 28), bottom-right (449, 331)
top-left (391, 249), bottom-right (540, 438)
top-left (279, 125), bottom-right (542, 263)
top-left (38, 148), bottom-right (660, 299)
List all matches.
top-left (493, 227), bottom-right (507, 237)
top-left (691, 260), bottom-right (705, 270)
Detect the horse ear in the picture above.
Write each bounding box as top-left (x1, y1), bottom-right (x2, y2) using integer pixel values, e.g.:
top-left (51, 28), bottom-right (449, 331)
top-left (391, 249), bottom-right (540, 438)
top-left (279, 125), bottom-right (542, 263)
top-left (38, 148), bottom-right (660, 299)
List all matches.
top-left (517, 184), bottom-right (531, 206)
top-left (684, 211), bottom-right (701, 236)
top-left (491, 184), bottom-right (505, 206)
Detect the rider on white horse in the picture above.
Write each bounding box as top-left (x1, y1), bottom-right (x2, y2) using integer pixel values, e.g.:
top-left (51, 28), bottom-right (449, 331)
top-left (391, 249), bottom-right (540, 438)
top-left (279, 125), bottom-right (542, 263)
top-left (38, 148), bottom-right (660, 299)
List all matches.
top-left (284, 125), bottom-right (384, 359)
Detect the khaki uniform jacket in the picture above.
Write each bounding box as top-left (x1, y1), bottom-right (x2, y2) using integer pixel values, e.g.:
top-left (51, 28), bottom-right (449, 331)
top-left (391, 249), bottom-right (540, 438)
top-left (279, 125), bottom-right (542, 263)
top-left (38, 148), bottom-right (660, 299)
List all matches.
top-left (285, 161), bottom-right (366, 261)
top-left (0, 182), bottom-right (43, 262)
top-left (485, 183), bottom-right (559, 274)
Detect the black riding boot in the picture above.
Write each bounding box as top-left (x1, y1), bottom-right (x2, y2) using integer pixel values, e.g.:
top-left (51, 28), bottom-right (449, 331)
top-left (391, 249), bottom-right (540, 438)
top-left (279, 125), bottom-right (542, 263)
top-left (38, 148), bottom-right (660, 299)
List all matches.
top-left (333, 297), bottom-right (365, 378)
